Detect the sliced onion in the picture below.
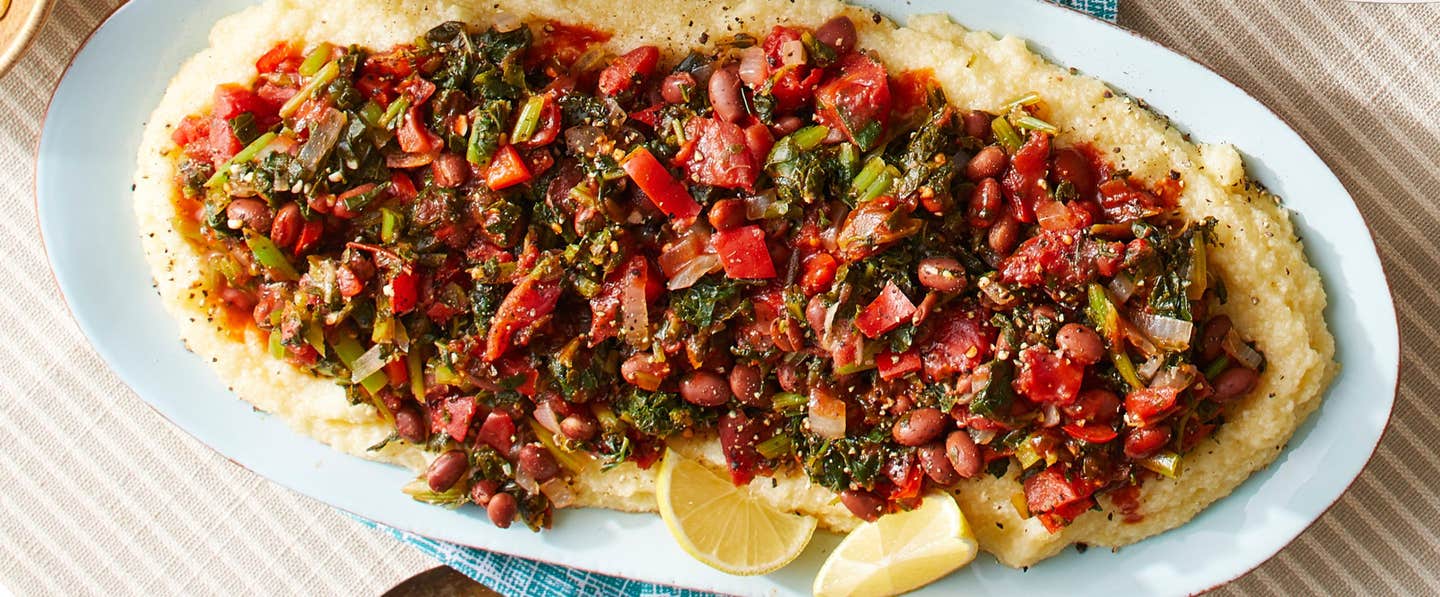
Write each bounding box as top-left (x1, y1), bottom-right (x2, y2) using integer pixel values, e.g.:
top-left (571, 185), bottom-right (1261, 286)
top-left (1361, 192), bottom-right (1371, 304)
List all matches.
top-left (540, 478), bottom-right (577, 508)
top-left (514, 467), bottom-right (539, 495)
top-left (659, 228), bottom-right (712, 278)
top-left (298, 108), bottom-right (346, 173)
top-left (350, 343), bottom-right (387, 383)
top-left (1132, 311), bottom-right (1195, 351)
top-left (1039, 404), bottom-right (1061, 428)
top-left (1035, 200), bottom-right (1078, 232)
top-left (666, 254), bottom-right (720, 290)
top-left (1222, 328), bottom-right (1264, 369)
top-left (971, 428), bottom-right (997, 445)
top-left (779, 39), bottom-right (806, 66)
top-left (1149, 365), bottom-right (1195, 390)
top-left (533, 401), bottom-right (561, 434)
top-left (620, 276), bottom-right (648, 346)
top-left (807, 388), bottom-right (847, 440)
top-left (1136, 355), bottom-right (1164, 381)
top-left (1108, 272), bottom-right (1138, 304)
top-left (744, 189), bottom-right (780, 220)
top-left (737, 47), bottom-right (767, 86)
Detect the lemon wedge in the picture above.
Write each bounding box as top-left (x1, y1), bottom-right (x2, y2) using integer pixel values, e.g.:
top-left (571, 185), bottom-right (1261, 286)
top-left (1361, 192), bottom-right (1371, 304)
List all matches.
top-left (655, 449), bottom-right (817, 575)
top-left (813, 492), bottom-right (978, 596)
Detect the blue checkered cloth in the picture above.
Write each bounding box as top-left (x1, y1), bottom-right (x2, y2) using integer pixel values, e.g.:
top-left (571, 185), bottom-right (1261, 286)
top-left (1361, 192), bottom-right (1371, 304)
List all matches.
top-left (359, 1), bottom-right (1117, 593)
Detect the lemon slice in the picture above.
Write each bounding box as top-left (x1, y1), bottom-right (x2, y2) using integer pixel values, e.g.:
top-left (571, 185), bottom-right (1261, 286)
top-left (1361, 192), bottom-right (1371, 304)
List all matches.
top-left (813, 492), bottom-right (978, 596)
top-left (655, 449), bottom-right (817, 575)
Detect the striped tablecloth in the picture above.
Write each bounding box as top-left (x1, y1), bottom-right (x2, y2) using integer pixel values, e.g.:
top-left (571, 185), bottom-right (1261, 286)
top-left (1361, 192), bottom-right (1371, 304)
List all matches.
top-left (2, 1), bottom-right (1437, 594)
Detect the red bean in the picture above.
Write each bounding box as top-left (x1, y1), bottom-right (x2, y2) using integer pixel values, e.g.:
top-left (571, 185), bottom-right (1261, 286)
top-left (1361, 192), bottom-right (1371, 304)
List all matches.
top-left (487, 492), bottom-right (518, 528)
top-left (1123, 426), bottom-right (1171, 459)
top-left (1211, 367), bottom-right (1259, 402)
top-left (226, 198), bottom-right (272, 233)
top-left (892, 408), bottom-right (947, 446)
top-left (945, 430), bottom-right (982, 479)
top-left (661, 72), bottom-right (696, 104)
top-left (770, 318), bottom-right (804, 353)
top-left (988, 214), bottom-right (1020, 255)
top-left (776, 362), bottom-right (803, 394)
top-left (962, 110), bottom-right (992, 140)
top-left (1199, 315), bottom-right (1233, 362)
top-left (917, 256), bottom-right (966, 293)
top-left (919, 442), bottom-right (960, 485)
top-left (336, 266), bottom-right (365, 298)
top-left (518, 444), bottom-right (560, 482)
top-left (620, 354), bottom-right (670, 391)
top-left (1056, 323), bottom-right (1105, 365)
top-left (965, 146), bottom-right (1008, 182)
top-left (967, 178), bottom-right (1002, 229)
top-left (426, 450), bottom-right (469, 492)
top-left (1063, 389), bottom-right (1121, 425)
top-left (395, 405), bottom-right (429, 443)
top-left (560, 414), bottom-right (598, 441)
top-left (432, 153), bottom-right (470, 188)
top-left (771, 115), bottom-right (804, 137)
top-left (728, 364), bottom-right (771, 408)
top-left (840, 489), bottom-right (885, 522)
top-left (470, 479), bottom-right (500, 506)
top-left (680, 371), bottom-right (732, 407)
top-left (708, 67), bottom-right (745, 123)
top-left (270, 203), bottom-right (302, 251)
top-left (707, 198), bottom-right (747, 231)
top-left (814, 16), bottom-right (858, 55)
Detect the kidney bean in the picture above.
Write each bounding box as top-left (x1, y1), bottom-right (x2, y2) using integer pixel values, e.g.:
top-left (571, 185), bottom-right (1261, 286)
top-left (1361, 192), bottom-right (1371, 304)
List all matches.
top-left (771, 115), bottom-right (804, 137)
top-left (840, 489), bottom-right (885, 522)
top-left (919, 441), bottom-right (961, 486)
top-left (220, 287), bottom-right (256, 312)
top-left (432, 153), bottom-right (470, 188)
top-left (965, 146), bottom-right (1008, 182)
top-left (945, 430), bottom-right (982, 479)
top-left (892, 407), bottom-right (947, 446)
top-left (967, 177), bottom-right (1003, 229)
top-left (487, 492), bottom-right (518, 528)
top-left (988, 214), bottom-right (1020, 255)
top-left (560, 414), bottom-right (598, 441)
top-left (470, 479), bottom-right (500, 506)
top-left (336, 265), bottom-right (365, 298)
top-left (426, 450), bottom-right (469, 492)
top-left (294, 219), bottom-right (325, 255)
top-left (962, 110), bottom-right (992, 140)
top-left (917, 256), bottom-right (966, 293)
top-left (1123, 426), bottom-right (1171, 459)
top-left (770, 318), bottom-right (805, 353)
top-left (1056, 323), bottom-right (1105, 365)
top-left (680, 371), bottom-right (732, 407)
top-left (620, 353), bottom-right (670, 391)
top-left (346, 251), bottom-right (375, 281)
top-left (708, 67), bottom-right (745, 123)
top-left (728, 364), bottom-right (770, 408)
top-left (226, 198), bottom-right (272, 232)
top-left (1211, 367), bottom-right (1259, 402)
top-left (1063, 389), bottom-right (1121, 425)
top-left (815, 16), bottom-right (858, 54)
top-left (776, 362), bottom-right (803, 394)
top-left (707, 198), bottom-right (747, 231)
top-left (661, 72), bottom-right (696, 104)
top-left (270, 203), bottom-right (302, 251)
top-left (1199, 315), bottom-right (1233, 362)
top-left (518, 444), bottom-right (560, 482)
top-left (395, 405), bottom-right (429, 443)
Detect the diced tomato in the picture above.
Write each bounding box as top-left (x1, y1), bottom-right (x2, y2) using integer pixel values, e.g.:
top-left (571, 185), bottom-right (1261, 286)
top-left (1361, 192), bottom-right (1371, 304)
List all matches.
top-left (800, 253), bottom-right (838, 296)
top-left (1024, 465), bottom-right (1094, 514)
top-left (1050, 148), bottom-right (1098, 199)
top-left (294, 219), bottom-right (325, 255)
top-left (999, 230), bottom-right (1125, 291)
top-left (255, 81), bottom-right (299, 110)
top-left (761, 27), bottom-right (824, 113)
top-left (921, 307), bottom-right (994, 381)
top-left (1098, 177), bottom-right (1171, 223)
top-left (587, 253), bottom-right (662, 342)
top-left (171, 115), bottom-right (209, 150)
top-left (389, 171), bottom-right (418, 202)
top-left (484, 273), bottom-right (562, 362)
top-left (396, 106), bottom-right (442, 155)
top-left (357, 74), bottom-right (395, 106)
top-left (494, 356), bottom-right (539, 397)
top-left (622, 147), bottom-right (702, 221)
top-left (856, 282), bottom-right (916, 338)
top-left (1001, 131), bottom-right (1052, 223)
top-left (1061, 423), bottom-right (1118, 444)
top-left (213, 84), bottom-right (278, 125)
top-left (598, 45), bottom-right (660, 96)
top-left (1015, 344), bottom-right (1084, 406)
top-left (1034, 198), bottom-right (1093, 232)
top-left (385, 358), bottom-right (410, 388)
top-left (443, 396), bottom-right (478, 442)
top-left (713, 225), bottom-right (777, 279)
top-left (525, 21), bottom-right (612, 70)
top-left (475, 411), bottom-right (516, 452)
top-left (885, 456), bottom-right (925, 502)
top-left (255, 42), bottom-right (300, 74)
top-left (398, 76), bottom-right (437, 105)
top-left (814, 52), bottom-right (892, 151)
top-left (876, 348), bottom-right (922, 381)
top-left (890, 69), bottom-right (937, 118)
top-left (682, 117), bottom-right (759, 191)
top-left (1125, 387), bottom-right (1180, 424)
top-left (390, 269), bottom-right (419, 314)
top-left (485, 145), bottom-right (534, 190)
top-left (364, 47), bottom-right (416, 79)
top-left (1039, 496), bottom-right (1096, 532)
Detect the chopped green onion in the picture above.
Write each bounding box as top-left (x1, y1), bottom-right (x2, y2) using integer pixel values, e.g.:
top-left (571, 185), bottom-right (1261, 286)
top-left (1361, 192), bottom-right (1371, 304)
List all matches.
top-left (204, 132), bottom-right (277, 187)
top-left (1139, 451), bottom-right (1181, 478)
top-left (343, 181), bottom-right (391, 213)
top-left (381, 97), bottom-right (411, 130)
top-left (510, 95), bottom-right (545, 143)
top-left (298, 42), bottom-right (333, 77)
top-left (401, 478), bottom-right (468, 508)
top-left (1188, 233), bottom-right (1208, 300)
top-left (1000, 91), bottom-right (1042, 112)
top-left (332, 332), bottom-right (388, 395)
top-left (431, 361), bottom-right (460, 386)
top-left (756, 435), bottom-right (794, 459)
top-left (771, 392), bottom-right (806, 414)
top-left (267, 331), bottom-right (285, 359)
top-left (849, 156), bottom-right (886, 197)
top-left (859, 168), bottom-right (895, 204)
top-left (791, 125), bottom-right (830, 151)
top-left (1203, 356), bottom-right (1231, 380)
top-left (381, 208), bottom-right (402, 243)
top-left (358, 100), bottom-right (385, 129)
top-left (244, 233), bottom-right (300, 281)
top-left (406, 348), bottom-right (425, 401)
top-left (303, 322), bottom-right (327, 357)
top-left (992, 116), bottom-right (1023, 152)
top-left (465, 110), bottom-right (494, 165)
top-left (1015, 435), bottom-right (1042, 470)
top-left (1013, 115), bottom-right (1058, 134)
top-left (279, 59), bottom-right (340, 119)
top-left (1111, 350), bottom-right (1145, 391)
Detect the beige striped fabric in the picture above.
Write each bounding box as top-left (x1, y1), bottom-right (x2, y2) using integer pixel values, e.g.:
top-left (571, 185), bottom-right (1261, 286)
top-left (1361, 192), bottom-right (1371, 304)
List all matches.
top-left (0, 1), bottom-right (1434, 594)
